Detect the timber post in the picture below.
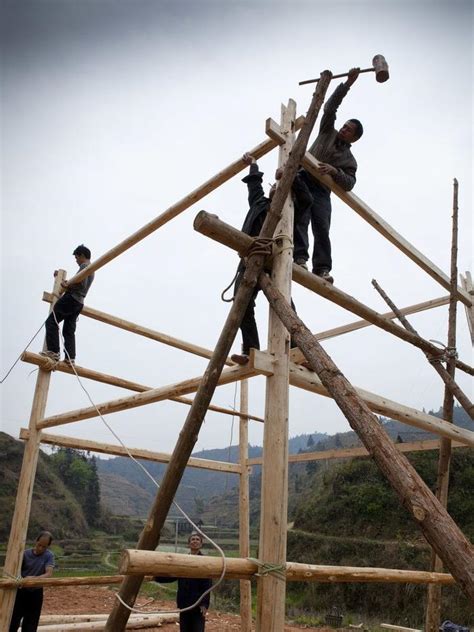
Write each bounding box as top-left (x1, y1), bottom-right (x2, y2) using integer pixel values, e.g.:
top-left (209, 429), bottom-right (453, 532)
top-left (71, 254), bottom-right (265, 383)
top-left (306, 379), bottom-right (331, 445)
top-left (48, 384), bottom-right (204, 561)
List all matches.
top-left (0, 270), bottom-right (66, 630)
top-left (239, 378), bottom-right (252, 632)
top-left (256, 100), bottom-right (295, 631)
top-left (425, 179), bottom-right (460, 631)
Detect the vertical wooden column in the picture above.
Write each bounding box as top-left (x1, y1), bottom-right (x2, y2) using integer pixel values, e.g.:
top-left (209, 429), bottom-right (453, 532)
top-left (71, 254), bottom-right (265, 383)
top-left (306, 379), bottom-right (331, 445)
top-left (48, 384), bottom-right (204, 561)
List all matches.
top-left (239, 378), bottom-right (252, 632)
top-left (425, 180), bottom-right (459, 631)
top-left (0, 270), bottom-right (66, 630)
top-left (256, 101), bottom-right (296, 631)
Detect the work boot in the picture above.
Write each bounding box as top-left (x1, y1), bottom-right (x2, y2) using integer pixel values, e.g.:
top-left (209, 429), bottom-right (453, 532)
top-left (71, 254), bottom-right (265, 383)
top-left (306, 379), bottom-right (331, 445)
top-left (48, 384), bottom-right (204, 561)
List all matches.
top-left (231, 353), bottom-right (249, 366)
top-left (64, 357), bottom-right (75, 367)
top-left (315, 270), bottom-right (334, 284)
top-left (295, 259), bottom-right (308, 270)
top-left (39, 350), bottom-right (60, 361)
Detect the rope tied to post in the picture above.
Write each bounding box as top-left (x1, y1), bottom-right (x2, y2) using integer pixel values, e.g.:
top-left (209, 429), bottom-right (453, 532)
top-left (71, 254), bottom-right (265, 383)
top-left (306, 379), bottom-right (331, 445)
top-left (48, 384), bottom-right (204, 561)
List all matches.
top-left (427, 340), bottom-right (458, 364)
top-left (248, 557), bottom-right (287, 581)
top-left (220, 236), bottom-right (279, 303)
top-left (3, 571), bottom-right (22, 586)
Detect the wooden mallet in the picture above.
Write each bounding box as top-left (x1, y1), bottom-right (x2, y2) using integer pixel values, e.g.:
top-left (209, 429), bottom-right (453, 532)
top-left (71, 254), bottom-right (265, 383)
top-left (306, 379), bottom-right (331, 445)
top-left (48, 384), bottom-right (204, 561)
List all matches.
top-left (299, 54), bottom-right (389, 85)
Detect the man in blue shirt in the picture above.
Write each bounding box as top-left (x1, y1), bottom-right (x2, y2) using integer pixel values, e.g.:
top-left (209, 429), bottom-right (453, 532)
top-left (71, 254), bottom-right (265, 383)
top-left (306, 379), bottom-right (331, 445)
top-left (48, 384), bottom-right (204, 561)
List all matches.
top-left (9, 531), bottom-right (55, 632)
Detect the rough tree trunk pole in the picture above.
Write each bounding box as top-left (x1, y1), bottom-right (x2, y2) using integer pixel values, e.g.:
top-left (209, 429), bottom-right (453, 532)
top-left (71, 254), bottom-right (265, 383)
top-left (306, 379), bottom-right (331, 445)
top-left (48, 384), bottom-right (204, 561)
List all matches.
top-left (258, 271), bottom-right (474, 602)
top-left (0, 271), bottom-right (66, 630)
top-left (371, 279), bottom-right (473, 419)
top-left (425, 179), bottom-right (461, 630)
top-left (104, 70), bottom-right (333, 631)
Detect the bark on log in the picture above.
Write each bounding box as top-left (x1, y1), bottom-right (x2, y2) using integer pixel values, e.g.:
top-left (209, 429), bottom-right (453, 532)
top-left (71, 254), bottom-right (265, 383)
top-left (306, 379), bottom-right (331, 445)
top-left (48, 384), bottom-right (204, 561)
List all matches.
top-left (120, 551), bottom-right (455, 585)
top-left (258, 271), bottom-right (474, 602)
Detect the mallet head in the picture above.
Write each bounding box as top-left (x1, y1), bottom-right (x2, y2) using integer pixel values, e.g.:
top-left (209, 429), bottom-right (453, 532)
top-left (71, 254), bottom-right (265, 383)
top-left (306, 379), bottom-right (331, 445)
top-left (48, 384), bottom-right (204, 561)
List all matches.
top-left (372, 54), bottom-right (389, 83)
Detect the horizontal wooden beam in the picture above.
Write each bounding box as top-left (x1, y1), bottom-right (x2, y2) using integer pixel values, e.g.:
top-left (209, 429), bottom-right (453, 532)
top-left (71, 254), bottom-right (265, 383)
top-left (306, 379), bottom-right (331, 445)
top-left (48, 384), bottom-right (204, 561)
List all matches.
top-left (271, 356), bottom-right (473, 447)
top-left (120, 550), bottom-right (455, 585)
top-left (247, 438), bottom-right (466, 466)
top-left (37, 354), bottom-right (266, 429)
top-left (42, 292), bottom-right (234, 366)
top-left (267, 118), bottom-right (471, 307)
top-left (21, 351), bottom-right (263, 423)
top-left (0, 575), bottom-right (124, 589)
top-left (62, 119), bottom-right (304, 288)
top-left (20, 428), bottom-right (241, 473)
top-left (193, 211), bottom-right (473, 376)
top-left (289, 294), bottom-right (450, 364)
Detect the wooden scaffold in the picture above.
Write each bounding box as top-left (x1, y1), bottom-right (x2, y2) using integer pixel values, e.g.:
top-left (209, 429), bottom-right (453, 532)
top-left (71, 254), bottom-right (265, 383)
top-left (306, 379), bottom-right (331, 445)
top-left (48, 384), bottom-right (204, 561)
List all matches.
top-left (1, 66), bottom-right (473, 632)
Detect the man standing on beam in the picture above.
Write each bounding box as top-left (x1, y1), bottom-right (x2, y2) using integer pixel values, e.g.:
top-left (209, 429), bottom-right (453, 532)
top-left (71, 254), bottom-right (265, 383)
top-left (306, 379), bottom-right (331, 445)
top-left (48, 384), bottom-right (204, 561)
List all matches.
top-left (294, 67), bottom-right (362, 284)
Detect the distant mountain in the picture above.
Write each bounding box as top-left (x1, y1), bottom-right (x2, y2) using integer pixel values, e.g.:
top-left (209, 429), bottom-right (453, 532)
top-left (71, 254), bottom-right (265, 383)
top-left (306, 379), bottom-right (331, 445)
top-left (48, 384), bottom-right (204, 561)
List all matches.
top-left (96, 432), bottom-right (327, 518)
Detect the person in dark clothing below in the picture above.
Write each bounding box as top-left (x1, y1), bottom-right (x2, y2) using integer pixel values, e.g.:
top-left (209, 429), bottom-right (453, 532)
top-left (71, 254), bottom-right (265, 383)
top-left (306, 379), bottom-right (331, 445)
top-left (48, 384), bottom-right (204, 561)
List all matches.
top-left (9, 531), bottom-right (55, 632)
top-left (155, 532), bottom-right (212, 632)
top-left (40, 244), bottom-right (94, 366)
top-left (293, 67), bottom-right (363, 284)
top-left (231, 153), bottom-right (312, 365)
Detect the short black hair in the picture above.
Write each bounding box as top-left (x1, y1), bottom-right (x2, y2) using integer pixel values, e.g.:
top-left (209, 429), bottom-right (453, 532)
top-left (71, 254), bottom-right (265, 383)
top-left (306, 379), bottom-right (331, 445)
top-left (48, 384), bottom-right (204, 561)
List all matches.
top-left (73, 244), bottom-right (91, 259)
top-left (348, 118), bottom-right (363, 140)
top-left (36, 531), bottom-right (53, 545)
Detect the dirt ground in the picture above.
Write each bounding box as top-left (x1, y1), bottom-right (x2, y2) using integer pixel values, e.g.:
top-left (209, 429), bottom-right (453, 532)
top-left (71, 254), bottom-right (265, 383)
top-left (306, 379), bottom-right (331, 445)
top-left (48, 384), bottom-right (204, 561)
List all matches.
top-left (42, 585), bottom-right (329, 630)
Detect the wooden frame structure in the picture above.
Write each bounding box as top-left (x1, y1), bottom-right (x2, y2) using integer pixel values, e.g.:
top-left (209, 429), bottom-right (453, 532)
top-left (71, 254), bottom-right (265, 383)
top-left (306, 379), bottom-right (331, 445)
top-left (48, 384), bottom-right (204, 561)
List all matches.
top-left (1, 75), bottom-right (473, 631)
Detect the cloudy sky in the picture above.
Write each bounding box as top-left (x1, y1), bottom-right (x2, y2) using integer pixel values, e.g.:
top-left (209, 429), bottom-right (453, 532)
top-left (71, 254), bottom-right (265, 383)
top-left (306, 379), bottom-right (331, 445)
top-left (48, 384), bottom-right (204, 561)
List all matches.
top-left (1, 0), bottom-right (472, 459)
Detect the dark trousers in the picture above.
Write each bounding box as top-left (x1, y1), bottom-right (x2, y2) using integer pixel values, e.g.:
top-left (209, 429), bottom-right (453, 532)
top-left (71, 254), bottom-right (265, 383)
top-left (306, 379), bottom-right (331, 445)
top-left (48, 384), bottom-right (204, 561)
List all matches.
top-left (179, 608), bottom-right (205, 632)
top-left (234, 263), bottom-right (297, 355)
top-left (45, 293), bottom-right (83, 359)
top-left (234, 263), bottom-right (260, 355)
top-left (294, 170), bottom-right (332, 273)
top-left (9, 588), bottom-right (43, 632)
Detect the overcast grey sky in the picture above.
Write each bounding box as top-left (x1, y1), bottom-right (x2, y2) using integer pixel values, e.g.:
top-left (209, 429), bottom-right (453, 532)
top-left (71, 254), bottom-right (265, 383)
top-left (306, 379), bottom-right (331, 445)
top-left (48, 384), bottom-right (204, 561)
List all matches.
top-left (1, 0), bottom-right (472, 457)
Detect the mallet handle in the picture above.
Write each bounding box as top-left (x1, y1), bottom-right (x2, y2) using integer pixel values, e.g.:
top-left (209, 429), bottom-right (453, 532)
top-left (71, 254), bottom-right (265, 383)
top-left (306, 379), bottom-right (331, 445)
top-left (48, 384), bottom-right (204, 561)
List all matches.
top-left (299, 67), bottom-right (373, 86)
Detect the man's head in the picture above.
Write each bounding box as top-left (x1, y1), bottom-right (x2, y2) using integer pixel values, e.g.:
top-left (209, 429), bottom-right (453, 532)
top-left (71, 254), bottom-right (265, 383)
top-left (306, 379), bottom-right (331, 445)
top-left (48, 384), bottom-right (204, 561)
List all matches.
top-left (34, 531), bottom-right (53, 555)
top-left (73, 244), bottom-right (91, 265)
top-left (338, 119), bottom-right (363, 143)
top-left (188, 532), bottom-right (204, 553)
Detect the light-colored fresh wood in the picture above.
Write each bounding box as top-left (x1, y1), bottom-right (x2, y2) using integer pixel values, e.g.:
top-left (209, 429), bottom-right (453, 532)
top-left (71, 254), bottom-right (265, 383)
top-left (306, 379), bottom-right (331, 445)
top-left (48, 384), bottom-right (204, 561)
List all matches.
top-left (247, 438), bottom-right (466, 466)
top-left (258, 272), bottom-right (474, 601)
top-left (0, 271), bottom-right (66, 632)
top-left (37, 614), bottom-right (178, 631)
top-left (37, 362), bottom-right (260, 430)
top-left (193, 211), bottom-right (473, 375)
top-left (0, 576), bottom-right (124, 589)
top-left (22, 351), bottom-right (263, 422)
top-left (380, 625), bottom-right (422, 632)
top-left (105, 71), bottom-right (333, 632)
top-left (19, 429), bottom-right (241, 473)
top-left (267, 118), bottom-right (471, 306)
top-left (289, 294), bottom-right (450, 364)
top-left (39, 613), bottom-right (173, 624)
top-left (460, 271), bottom-right (474, 344)
top-left (250, 351), bottom-right (474, 447)
top-left (239, 379), bottom-right (252, 632)
top-left (257, 101), bottom-right (296, 632)
top-left (42, 292), bottom-right (234, 366)
top-left (119, 551), bottom-right (455, 585)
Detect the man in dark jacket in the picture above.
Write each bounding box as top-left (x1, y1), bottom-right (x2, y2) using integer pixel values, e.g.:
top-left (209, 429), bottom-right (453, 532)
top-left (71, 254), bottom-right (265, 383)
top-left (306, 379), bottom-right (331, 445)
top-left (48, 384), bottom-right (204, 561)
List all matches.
top-left (231, 153), bottom-right (311, 365)
top-left (294, 67), bottom-right (362, 284)
top-left (155, 533), bottom-right (212, 632)
top-left (40, 244), bottom-right (94, 366)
